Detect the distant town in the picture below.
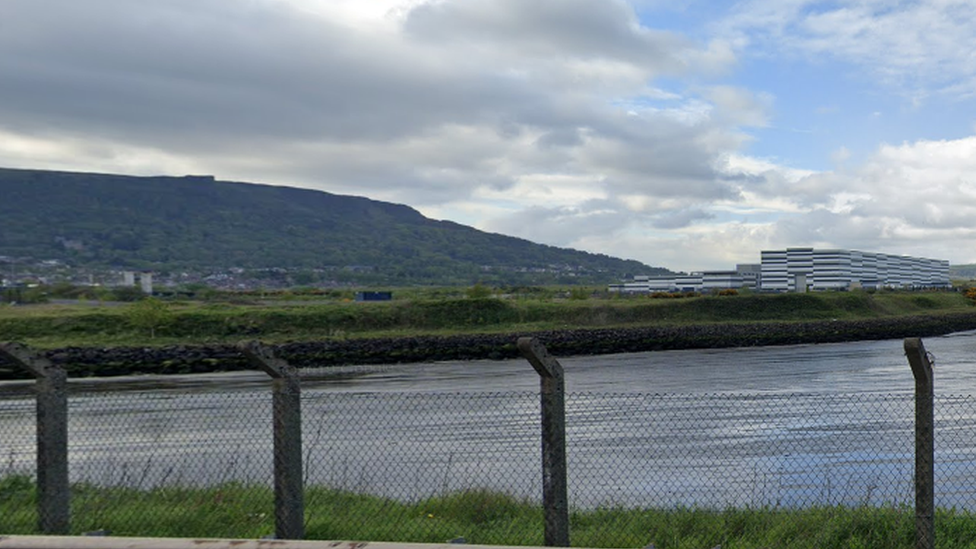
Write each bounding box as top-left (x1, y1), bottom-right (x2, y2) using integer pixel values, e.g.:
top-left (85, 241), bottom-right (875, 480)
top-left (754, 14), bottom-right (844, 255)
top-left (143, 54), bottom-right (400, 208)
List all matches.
top-left (610, 248), bottom-right (952, 294)
top-left (0, 256), bottom-right (298, 293)
top-left (0, 247), bottom-right (960, 299)
top-left (0, 255), bottom-right (624, 296)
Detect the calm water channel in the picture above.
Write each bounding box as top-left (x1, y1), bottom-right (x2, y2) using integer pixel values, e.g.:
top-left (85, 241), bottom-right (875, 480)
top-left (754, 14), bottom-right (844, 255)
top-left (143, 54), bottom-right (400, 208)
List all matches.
top-left (2, 331), bottom-right (976, 508)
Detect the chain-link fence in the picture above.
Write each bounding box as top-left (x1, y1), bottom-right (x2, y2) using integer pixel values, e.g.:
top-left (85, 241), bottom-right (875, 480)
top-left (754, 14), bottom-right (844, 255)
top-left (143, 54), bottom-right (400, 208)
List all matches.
top-left (6, 382), bottom-right (976, 546)
top-left (1, 387), bottom-right (276, 538)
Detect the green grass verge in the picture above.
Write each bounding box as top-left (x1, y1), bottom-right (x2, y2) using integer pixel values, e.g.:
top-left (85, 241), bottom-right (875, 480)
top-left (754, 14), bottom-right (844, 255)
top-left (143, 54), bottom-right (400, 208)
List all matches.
top-left (0, 290), bottom-right (972, 349)
top-left (5, 477), bottom-right (976, 548)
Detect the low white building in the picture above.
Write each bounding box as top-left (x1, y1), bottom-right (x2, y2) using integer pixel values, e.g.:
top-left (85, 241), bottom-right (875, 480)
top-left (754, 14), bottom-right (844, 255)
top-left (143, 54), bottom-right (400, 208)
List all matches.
top-left (701, 271), bottom-right (744, 291)
top-left (609, 266), bottom-right (755, 294)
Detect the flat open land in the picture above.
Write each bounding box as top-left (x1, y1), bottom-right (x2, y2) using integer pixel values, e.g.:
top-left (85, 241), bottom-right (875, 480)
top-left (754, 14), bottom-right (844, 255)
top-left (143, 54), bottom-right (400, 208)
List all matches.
top-left (1, 290), bottom-right (975, 378)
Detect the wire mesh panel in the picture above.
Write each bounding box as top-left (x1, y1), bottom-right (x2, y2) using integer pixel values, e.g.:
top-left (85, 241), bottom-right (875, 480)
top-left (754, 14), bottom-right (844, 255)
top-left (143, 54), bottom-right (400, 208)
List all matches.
top-left (0, 385), bottom-right (34, 476)
top-left (0, 385), bottom-right (36, 533)
top-left (0, 386), bottom-right (276, 537)
top-left (934, 394), bottom-right (976, 510)
top-left (69, 391), bottom-right (272, 487)
top-left (566, 393), bottom-right (918, 510)
top-left (67, 390), bottom-right (275, 537)
top-left (301, 391), bottom-right (543, 545)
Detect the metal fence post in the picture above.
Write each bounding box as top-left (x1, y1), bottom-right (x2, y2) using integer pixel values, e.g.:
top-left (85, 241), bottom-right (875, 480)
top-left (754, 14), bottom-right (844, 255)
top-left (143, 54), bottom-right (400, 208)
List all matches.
top-left (905, 337), bottom-right (934, 549)
top-left (238, 341), bottom-right (304, 540)
top-left (518, 337), bottom-right (569, 547)
top-left (0, 342), bottom-right (70, 534)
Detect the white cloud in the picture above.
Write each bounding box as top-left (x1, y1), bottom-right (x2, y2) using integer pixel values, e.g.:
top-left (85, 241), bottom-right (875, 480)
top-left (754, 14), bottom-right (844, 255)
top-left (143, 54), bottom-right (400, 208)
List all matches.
top-left (830, 146), bottom-right (852, 166)
top-left (722, 0), bottom-right (976, 100)
top-left (475, 173), bottom-right (607, 208)
top-left (571, 135), bottom-right (976, 270)
top-left (278, 0), bottom-right (420, 28)
top-left (0, 129), bottom-right (203, 176)
top-left (701, 86), bottom-right (772, 127)
top-left (718, 136), bottom-right (976, 265)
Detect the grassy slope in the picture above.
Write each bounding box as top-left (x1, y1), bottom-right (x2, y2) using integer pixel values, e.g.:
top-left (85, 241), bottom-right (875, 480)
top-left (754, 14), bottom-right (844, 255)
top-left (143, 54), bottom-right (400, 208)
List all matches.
top-left (0, 291), bottom-right (973, 349)
top-left (0, 478), bottom-right (959, 548)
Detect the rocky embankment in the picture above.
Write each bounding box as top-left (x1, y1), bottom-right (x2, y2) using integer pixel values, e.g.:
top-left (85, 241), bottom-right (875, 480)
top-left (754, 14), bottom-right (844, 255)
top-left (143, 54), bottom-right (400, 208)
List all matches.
top-left (3, 313), bottom-right (976, 380)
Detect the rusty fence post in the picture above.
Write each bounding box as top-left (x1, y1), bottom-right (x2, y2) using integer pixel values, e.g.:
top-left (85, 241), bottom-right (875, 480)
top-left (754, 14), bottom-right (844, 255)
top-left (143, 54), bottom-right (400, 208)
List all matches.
top-left (238, 341), bottom-right (304, 540)
top-left (518, 337), bottom-right (570, 547)
top-left (0, 342), bottom-right (70, 534)
top-left (905, 337), bottom-right (934, 549)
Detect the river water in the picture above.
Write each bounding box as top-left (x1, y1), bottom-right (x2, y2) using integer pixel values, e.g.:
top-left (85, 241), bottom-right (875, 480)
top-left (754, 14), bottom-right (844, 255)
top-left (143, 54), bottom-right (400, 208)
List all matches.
top-left (296, 329), bottom-right (976, 394)
top-left (2, 331), bottom-right (976, 509)
top-left (6, 328), bottom-right (971, 395)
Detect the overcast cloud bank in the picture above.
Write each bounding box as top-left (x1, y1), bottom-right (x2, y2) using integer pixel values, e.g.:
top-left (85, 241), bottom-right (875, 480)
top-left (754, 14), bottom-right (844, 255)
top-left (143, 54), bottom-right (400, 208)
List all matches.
top-left (1, 0), bottom-right (974, 271)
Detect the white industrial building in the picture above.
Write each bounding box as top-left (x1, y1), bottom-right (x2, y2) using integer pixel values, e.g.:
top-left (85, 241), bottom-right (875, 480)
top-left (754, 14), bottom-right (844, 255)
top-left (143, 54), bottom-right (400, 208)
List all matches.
top-left (121, 271), bottom-right (154, 294)
top-left (611, 248), bottom-right (949, 294)
top-left (760, 248), bottom-right (949, 292)
top-left (609, 265), bottom-right (760, 294)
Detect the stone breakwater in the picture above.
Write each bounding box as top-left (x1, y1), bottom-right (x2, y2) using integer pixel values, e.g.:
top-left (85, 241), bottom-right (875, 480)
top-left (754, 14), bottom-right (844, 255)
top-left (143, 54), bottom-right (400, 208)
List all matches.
top-left (2, 313), bottom-right (976, 380)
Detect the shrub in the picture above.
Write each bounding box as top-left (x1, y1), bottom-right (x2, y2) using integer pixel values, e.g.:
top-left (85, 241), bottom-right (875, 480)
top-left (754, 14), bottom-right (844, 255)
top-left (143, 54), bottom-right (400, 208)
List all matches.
top-left (568, 287), bottom-right (590, 300)
top-left (966, 287), bottom-right (976, 303)
top-left (466, 283), bottom-right (492, 300)
top-left (124, 297), bottom-right (173, 338)
top-left (112, 286), bottom-right (148, 302)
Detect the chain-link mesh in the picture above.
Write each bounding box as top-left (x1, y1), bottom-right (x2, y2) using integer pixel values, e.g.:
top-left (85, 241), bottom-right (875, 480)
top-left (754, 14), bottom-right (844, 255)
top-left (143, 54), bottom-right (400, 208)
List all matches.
top-left (0, 384), bottom-right (35, 530)
top-left (567, 393), bottom-right (917, 509)
top-left (1, 387), bottom-right (275, 537)
top-left (5, 386), bottom-right (976, 545)
top-left (302, 391), bottom-right (542, 544)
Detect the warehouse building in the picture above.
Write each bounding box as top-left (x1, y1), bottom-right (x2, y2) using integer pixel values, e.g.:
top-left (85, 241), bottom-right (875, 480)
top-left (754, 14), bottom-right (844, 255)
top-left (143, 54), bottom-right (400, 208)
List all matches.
top-left (760, 248), bottom-right (950, 292)
top-left (610, 249), bottom-right (949, 294)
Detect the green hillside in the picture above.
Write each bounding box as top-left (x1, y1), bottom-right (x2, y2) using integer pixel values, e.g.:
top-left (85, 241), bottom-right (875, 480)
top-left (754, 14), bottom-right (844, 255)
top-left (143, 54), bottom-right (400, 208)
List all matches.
top-left (0, 167), bottom-right (669, 285)
top-left (950, 264), bottom-right (976, 280)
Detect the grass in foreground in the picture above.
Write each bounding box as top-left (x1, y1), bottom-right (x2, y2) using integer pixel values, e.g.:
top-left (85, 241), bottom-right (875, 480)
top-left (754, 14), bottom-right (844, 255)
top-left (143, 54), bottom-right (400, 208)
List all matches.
top-left (5, 478), bottom-right (976, 548)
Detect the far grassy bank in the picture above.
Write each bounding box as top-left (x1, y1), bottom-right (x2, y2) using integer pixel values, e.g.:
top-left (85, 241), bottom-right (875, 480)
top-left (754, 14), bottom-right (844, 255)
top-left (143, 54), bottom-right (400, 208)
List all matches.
top-left (1, 290), bottom-right (973, 349)
top-left (1, 290), bottom-right (974, 379)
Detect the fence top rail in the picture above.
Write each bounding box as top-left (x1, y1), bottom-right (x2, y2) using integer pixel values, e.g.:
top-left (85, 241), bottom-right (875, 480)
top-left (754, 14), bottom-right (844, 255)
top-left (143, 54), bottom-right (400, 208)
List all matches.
top-left (0, 537), bottom-right (620, 549)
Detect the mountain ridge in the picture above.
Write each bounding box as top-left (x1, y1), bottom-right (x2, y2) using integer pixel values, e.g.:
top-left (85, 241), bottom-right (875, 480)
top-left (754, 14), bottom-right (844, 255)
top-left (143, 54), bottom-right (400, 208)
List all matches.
top-left (0, 167), bottom-right (671, 285)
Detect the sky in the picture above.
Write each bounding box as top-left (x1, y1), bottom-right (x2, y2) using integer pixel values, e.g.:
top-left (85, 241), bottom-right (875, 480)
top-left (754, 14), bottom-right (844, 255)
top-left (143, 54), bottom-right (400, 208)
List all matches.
top-left (2, 0), bottom-right (975, 272)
